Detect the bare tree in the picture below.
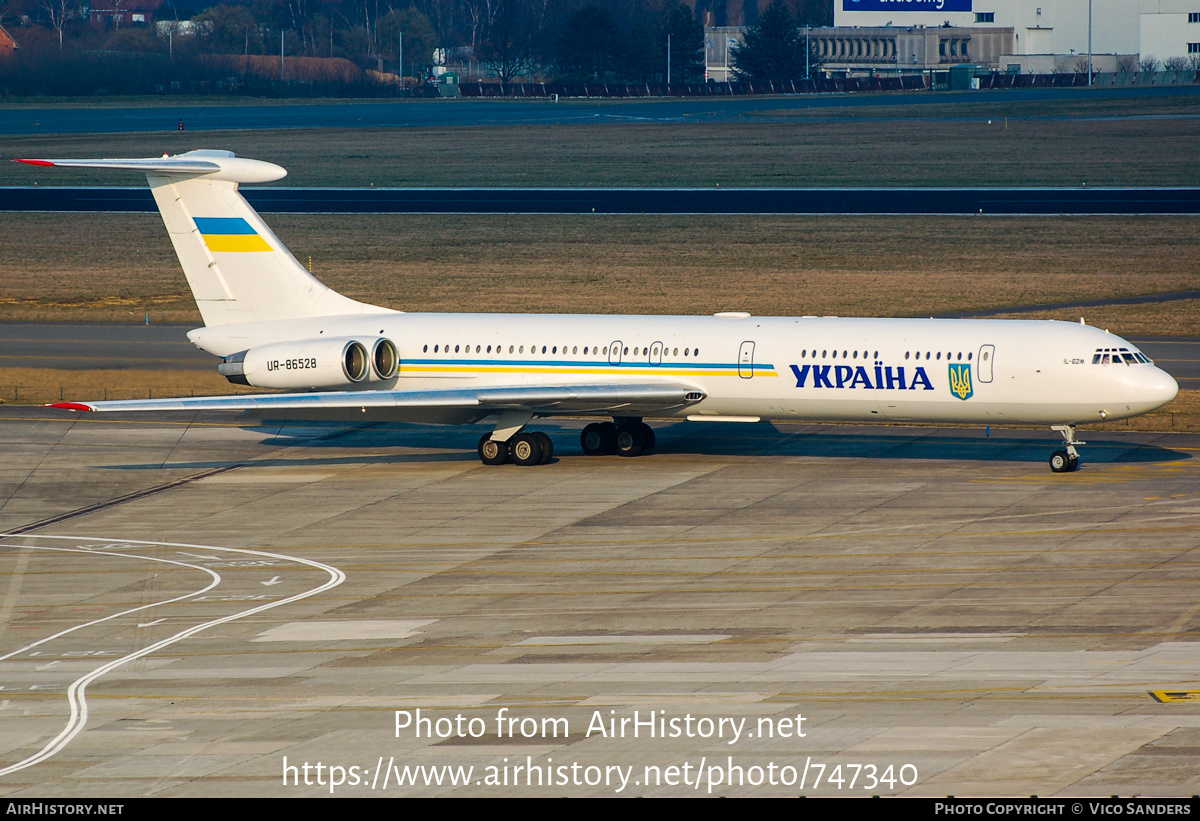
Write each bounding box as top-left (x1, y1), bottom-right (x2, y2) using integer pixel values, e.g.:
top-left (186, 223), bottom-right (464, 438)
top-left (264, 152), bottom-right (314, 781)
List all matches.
top-left (1163, 55), bottom-right (1189, 71)
top-left (464, 0), bottom-right (498, 55)
top-left (1116, 54), bottom-right (1138, 72)
top-left (1139, 54), bottom-right (1160, 73)
top-left (39, 0), bottom-right (78, 50)
top-left (479, 0), bottom-right (531, 81)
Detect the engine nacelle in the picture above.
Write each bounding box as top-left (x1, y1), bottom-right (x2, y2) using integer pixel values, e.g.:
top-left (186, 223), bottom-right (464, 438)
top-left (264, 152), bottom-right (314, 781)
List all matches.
top-left (370, 337), bottom-right (399, 380)
top-left (219, 337), bottom-right (396, 389)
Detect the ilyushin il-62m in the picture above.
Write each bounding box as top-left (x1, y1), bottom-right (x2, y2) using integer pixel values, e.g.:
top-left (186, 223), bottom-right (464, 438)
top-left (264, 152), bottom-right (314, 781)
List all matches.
top-left (23, 151), bottom-right (1178, 472)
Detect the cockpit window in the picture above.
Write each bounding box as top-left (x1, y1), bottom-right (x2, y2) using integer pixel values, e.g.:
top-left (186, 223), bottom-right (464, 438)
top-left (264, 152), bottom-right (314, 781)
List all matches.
top-left (1092, 347), bottom-right (1151, 365)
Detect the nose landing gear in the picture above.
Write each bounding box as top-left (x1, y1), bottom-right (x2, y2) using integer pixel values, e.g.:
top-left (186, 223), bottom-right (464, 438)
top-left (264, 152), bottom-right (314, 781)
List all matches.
top-left (1049, 425), bottom-right (1084, 473)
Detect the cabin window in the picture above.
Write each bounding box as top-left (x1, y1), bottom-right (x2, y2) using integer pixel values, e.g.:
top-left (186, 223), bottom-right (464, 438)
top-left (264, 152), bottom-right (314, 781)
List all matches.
top-left (423, 345), bottom-right (428, 352)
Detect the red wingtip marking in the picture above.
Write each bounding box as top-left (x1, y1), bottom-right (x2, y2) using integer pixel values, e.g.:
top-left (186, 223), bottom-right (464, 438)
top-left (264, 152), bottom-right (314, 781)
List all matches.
top-left (47, 402), bottom-right (95, 412)
top-left (15, 159), bottom-right (55, 167)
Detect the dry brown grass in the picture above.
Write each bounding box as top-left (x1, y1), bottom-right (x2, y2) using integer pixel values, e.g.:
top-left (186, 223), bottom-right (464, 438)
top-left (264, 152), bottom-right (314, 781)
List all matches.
top-left (4, 96), bottom-right (1200, 188)
top-left (3, 213), bottom-right (1198, 331)
top-left (0, 367), bottom-right (263, 404)
top-left (986, 301), bottom-right (1200, 338)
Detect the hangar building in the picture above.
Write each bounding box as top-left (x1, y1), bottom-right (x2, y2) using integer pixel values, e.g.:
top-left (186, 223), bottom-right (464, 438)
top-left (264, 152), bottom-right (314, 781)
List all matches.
top-left (815, 0), bottom-right (1198, 74)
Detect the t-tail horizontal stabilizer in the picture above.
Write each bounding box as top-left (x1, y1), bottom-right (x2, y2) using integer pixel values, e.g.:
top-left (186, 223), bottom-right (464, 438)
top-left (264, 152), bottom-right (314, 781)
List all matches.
top-left (16, 150), bottom-right (389, 327)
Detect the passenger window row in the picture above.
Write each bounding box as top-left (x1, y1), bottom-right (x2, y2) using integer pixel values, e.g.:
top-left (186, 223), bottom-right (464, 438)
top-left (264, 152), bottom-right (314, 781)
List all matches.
top-left (419, 344), bottom-right (701, 358)
top-left (798, 349), bottom-right (974, 362)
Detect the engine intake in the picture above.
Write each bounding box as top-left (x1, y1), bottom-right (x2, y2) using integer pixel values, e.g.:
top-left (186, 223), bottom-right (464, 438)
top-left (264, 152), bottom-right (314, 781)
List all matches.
top-left (371, 337), bottom-right (399, 380)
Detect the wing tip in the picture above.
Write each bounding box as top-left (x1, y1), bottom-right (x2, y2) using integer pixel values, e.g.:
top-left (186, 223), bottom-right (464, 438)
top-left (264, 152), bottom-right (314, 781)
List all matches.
top-left (15, 159), bottom-right (55, 167)
top-left (47, 402), bottom-right (95, 412)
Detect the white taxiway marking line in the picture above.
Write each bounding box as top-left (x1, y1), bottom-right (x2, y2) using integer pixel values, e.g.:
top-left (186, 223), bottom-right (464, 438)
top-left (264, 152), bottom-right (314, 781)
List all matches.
top-left (0, 534), bottom-right (345, 778)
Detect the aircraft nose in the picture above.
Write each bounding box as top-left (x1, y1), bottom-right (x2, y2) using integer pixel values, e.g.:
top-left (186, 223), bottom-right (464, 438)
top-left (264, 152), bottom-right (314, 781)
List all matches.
top-left (1139, 366), bottom-right (1179, 410)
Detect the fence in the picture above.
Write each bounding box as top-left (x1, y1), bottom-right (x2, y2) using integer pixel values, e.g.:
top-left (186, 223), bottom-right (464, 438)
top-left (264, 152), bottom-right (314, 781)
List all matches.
top-left (457, 70), bottom-right (1199, 98)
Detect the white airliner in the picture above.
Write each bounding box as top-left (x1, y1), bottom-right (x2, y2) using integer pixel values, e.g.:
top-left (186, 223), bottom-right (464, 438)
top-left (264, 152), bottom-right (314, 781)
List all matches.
top-left (24, 150), bottom-right (1178, 472)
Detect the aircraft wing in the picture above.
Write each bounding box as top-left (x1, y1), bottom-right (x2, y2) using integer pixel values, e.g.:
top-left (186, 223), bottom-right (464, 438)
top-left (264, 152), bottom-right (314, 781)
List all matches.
top-left (49, 382), bottom-right (706, 424)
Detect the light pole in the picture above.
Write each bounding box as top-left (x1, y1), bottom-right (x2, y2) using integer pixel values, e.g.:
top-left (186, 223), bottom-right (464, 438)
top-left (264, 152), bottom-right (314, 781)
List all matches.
top-left (667, 33), bottom-right (671, 84)
top-left (1087, 0), bottom-right (1093, 85)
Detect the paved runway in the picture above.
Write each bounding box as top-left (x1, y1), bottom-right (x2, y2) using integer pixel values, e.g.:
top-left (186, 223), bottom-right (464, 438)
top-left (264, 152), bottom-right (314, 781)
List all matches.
top-left (0, 410), bottom-right (1197, 796)
top-left (7, 186), bottom-right (1200, 215)
top-left (2, 86), bottom-right (1198, 135)
top-left (3, 323), bottom-right (1196, 391)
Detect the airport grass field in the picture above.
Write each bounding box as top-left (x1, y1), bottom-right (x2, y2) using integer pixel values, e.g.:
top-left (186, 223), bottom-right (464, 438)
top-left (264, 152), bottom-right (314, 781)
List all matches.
top-left (4, 94), bottom-right (1200, 188)
top-left (3, 212), bottom-right (1196, 328)
top-left (3, 92), bottom-right (1197, 428)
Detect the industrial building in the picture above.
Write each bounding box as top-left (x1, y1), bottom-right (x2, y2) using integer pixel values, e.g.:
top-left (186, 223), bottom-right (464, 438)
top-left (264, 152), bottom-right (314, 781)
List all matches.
top-left (707, 0), bottom-right (1200, 78)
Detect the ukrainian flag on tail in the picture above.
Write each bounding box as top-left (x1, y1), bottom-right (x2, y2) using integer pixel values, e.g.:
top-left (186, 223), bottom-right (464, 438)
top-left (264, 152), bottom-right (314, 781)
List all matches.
top-left (194, 217), bottom-right (273, 253)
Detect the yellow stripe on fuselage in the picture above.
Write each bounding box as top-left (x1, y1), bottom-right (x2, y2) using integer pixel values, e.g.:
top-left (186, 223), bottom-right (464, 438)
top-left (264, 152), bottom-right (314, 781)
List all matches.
top-left (204, 234), bottom-right (273, 253)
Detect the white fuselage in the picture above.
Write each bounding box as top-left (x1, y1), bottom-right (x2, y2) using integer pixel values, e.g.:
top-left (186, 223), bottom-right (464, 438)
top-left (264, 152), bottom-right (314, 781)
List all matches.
top-left (189, 312), bottom-right (1179, 427)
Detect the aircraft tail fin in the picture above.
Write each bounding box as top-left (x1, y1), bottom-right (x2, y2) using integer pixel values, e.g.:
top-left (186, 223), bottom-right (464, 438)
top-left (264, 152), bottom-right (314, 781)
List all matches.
top-left (17, 150), bottom-right (384, 327)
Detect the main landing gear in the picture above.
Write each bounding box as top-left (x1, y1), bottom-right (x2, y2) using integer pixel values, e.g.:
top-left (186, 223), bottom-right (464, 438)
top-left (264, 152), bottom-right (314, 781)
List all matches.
top-left (476, 409), bottom-right (554, 467)
top-left (478, 431), bottom-right (554, 466)
top-left (581, 419), bottom-right (655, 458)
top-left (476, 418), bottom-right (658, 466)
top-left (1048, 424), bottom-right (1084, 473)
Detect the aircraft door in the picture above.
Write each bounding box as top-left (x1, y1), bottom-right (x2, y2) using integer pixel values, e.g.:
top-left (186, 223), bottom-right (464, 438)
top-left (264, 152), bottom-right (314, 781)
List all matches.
top-left (649, 341), bottom-right (663, 365)
top-left (978, 344), bottom-right (995, 383)
top-left (609, 340), bottom-right (623, 366)
top-left (738, 341), bottom-right (755, 379)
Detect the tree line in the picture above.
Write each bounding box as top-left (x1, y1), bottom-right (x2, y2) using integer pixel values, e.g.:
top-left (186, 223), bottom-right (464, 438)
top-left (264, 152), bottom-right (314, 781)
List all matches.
top-left (0, 0), bottom-right (832, 95)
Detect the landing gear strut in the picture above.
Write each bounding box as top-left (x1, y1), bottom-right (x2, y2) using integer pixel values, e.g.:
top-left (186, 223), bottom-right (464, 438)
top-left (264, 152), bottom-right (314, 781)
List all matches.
top-left (1049, 425), bottom-right (1083, 473)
